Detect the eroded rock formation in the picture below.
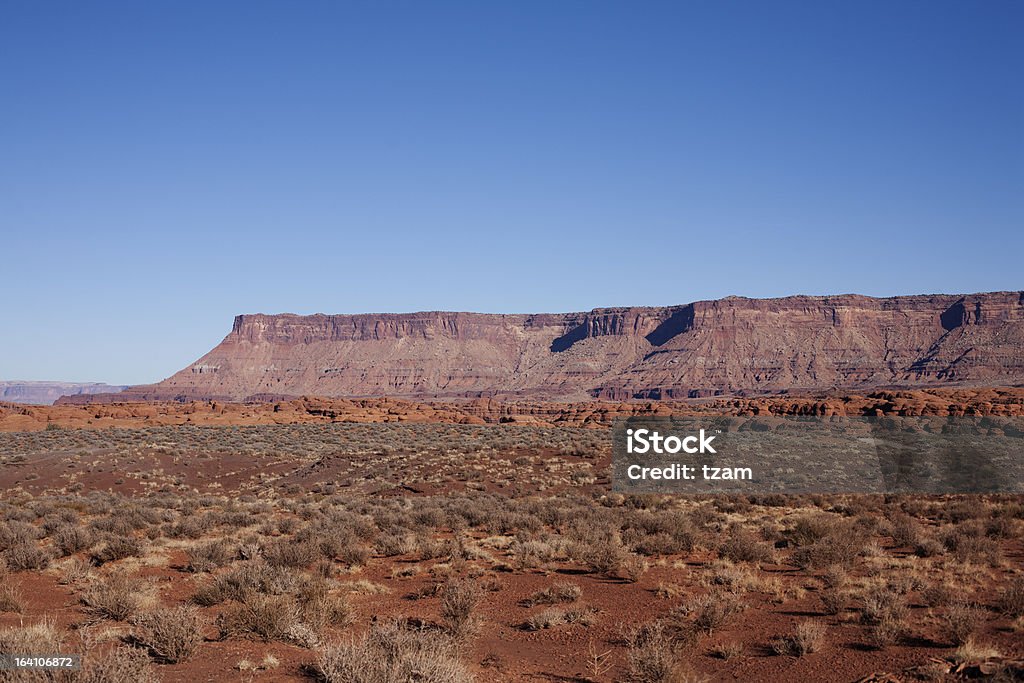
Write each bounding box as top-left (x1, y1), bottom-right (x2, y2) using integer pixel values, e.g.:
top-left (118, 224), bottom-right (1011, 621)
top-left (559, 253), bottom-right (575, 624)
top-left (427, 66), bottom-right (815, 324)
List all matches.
top-left (62, 291), bottom-right (1024, 402)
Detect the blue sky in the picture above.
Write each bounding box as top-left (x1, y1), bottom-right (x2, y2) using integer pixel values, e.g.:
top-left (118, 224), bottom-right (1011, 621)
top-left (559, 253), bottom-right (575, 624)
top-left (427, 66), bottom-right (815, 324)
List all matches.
top-left (2, 1), bottom-right (1021, 384)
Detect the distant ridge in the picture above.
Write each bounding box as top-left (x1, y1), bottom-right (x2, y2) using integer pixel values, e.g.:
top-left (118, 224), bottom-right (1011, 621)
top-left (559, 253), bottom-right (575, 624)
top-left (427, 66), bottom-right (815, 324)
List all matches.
top-left (1, 381), bottom-right (129, 405)
top-left (62, 291), bottom-right (1024, 403)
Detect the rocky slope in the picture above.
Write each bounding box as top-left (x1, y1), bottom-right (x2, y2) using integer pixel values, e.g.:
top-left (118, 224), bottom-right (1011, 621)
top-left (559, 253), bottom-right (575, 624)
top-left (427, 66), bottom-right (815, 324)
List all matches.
top-left (68, 291), bottom-right (1024, 402)
top-left (0, 381), bottom-right (128, 405)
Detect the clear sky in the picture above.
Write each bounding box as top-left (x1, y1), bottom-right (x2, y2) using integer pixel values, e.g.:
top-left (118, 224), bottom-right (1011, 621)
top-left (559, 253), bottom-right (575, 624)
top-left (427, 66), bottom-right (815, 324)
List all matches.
top-left (2, 1), bottom-right (1021, 385)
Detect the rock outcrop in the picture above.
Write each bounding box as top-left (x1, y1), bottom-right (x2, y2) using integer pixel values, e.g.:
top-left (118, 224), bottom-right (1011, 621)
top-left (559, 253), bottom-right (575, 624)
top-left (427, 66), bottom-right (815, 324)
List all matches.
top-left (65, 291), bottom-right (1024, 402)
top-left (11, 387), bottom-right (1024, 432)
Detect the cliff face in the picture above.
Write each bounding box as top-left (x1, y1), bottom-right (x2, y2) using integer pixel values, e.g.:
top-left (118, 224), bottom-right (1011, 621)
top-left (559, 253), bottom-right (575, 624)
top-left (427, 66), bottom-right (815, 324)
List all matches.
top-left (114, 291), bottom-right (1024, 402)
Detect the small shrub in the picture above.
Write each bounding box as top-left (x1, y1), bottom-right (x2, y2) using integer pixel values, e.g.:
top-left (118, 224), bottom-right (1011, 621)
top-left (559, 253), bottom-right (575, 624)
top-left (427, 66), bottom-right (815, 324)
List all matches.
top-left (440, 580), bottom-right (480, 639)
top-left (860, 585), bottom-right (906, 625)
top-left (820, 589), bottom-right (845, 616)
top-left (81, 573), bottom-right (143, 621)
top-left (626, 628), bottom-right (677, 680)
top-left (868, 616), bottom-right (905, 649)
top-left (4, 541), bottom-right (51, 571)
top-left (187, 539), bottom-right (234, 573)
top-left (921, 582), bottom-right (955, 608)
top-left (687, 590), bottom-right (746, 635)
top-left (943, 601), bottom-right (983, 646)
top-left (718, 529), bottom-right (772, 564)
top-left (625, 621), bottom-right (692, 683)
top-left (296, 577), bottom-right (354, 631)
top-left (263, 538), bottom-right (320, 569)
top-left (890, 514), bottom-right (923, 547)
top-left (59, 556), bottom-right (92, 585)
top-left (217, 593), bottom-right (298, 642)
top-left (791, 530), bottom-right (867, 570)
top-left (573, 538), bottom-right (626, 576)
top-left (790, 513), bottom-right (843, 546)
top-left (913, 536), bottom-right (945, 558)
top-left (133, 606), bottom-right (201, 663)
top-left (821, 565), bottom-right (848, 589)
top-left (998, 577), bottom-right (1024, 617)
top-left (620, 553), bottom-right (649, 583)
top-left (91, 536), bottom-right (143, 566)
top-left (315, 621), bottom-right (472, 683)
top-left (53, 525), bottom-right (94, 556)
top-left (525, 607), bottom-right (566, 631)
top-left (79, 646), bottom-right (157, 683)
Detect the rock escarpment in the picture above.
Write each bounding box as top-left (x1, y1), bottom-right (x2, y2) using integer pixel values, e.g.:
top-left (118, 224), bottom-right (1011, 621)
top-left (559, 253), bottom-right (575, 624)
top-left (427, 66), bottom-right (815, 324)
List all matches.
top-left (76, 291), bottom-right (1024, 402)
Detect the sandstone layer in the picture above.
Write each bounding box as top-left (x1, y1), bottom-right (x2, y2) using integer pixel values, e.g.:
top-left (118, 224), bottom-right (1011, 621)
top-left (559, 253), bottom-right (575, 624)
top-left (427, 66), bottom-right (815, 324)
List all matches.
top-left (64, 291), bottom-right (1024, 403)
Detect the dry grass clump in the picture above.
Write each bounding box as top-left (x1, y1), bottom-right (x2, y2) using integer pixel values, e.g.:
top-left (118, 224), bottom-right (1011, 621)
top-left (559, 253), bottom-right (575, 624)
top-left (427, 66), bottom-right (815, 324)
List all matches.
top-left (132, 605), bottom-right (201, 663)
top-left (315, 621), bottom-right (473, 683)
top-left (522, 582), bottom-right (582, 607)
top-left (771, 620), bottom-right (826, 657)
top-left (951, 637), bottom-right (1002, 664)
top-left (524, 605), bottom-right (596, 631)
top-left (0, 584), bottom-right (24, 613)
top-left (0, 620), bottom-right (67, 682)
